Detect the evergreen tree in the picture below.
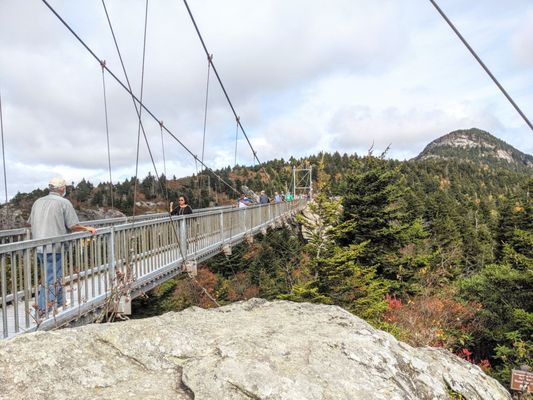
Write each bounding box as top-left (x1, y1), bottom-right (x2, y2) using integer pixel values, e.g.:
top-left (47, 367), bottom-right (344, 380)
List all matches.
top-left (338, 155), bottom-right (426, 288)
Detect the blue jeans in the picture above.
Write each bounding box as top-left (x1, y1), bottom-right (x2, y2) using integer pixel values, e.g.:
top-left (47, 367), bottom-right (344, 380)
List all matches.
top-left (37, 252), bottom-right (63, 311)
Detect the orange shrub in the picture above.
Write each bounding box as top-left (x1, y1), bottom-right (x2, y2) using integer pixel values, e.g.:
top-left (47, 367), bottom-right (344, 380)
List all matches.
top-left (385, 290), bottom-right (481, 351)
top-left (226, 272), bottom-right (259, 302)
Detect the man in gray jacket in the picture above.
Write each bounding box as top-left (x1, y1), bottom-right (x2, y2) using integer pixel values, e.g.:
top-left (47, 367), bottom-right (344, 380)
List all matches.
top-left (28, 177), bottom-right (96, 315)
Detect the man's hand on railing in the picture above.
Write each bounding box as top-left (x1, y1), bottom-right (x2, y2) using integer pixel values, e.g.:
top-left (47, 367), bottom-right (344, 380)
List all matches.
top-left (70, 224), bottom-right (97, 235)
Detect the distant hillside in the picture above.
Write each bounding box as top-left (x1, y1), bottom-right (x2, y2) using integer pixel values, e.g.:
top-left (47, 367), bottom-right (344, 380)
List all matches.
top-left (415, 128), bottom-right (533, 173)
top-left (3, 127), bottom-right (532, 229)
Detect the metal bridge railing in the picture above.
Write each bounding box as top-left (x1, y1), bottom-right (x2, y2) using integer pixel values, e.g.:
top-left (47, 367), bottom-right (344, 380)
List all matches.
top-left (0, 228), bottom-right (30, 245)
top-left (0, 204), bottom-right (233, 245)
top-left (0, 200), bottom-right (306, 338)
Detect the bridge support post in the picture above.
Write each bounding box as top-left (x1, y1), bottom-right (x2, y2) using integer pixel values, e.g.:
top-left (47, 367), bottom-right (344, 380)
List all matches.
top-left (108, 228), bottom-right (116, 293)
top-left (220, 211), bottom-right (224, 243)
top-left (222, 243), bottom-right (232, 256)
top-left (179, 219), bottom-right (187, 260)
top-left (238, 209), bottom-right (244, 236)
top-left (183, 260), bottom-right (197, 277)
top-left (117, 295), bottom-right (131, 315)
top-left (244, 233), bottom-right (254, 245)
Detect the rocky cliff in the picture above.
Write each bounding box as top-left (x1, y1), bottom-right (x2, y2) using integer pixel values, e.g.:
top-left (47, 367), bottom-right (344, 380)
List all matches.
top-left (415, 128), bottom-right (533, 173)
top-left (0, 299), bottom-right (510, 400)
top-left (0, 204), bottom-right (125, 230)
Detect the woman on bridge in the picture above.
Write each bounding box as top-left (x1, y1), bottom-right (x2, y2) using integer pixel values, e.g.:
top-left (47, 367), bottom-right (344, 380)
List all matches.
top-left (170, 195), bottom-right (193, 216)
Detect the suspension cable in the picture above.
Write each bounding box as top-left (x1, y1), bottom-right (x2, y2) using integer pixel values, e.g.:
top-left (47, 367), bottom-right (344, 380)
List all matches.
top-left (182, 0), bottom-right (263, 165)
top-left (429, 0), bottom-right (532, 131)
top-left (0, 90), bottom-right (7, 203)
top-left (41, 0), bottom-right (243, 199)
top-left (135, 0), bottom-right (150, 210)
top-left (100, 61), bottom-right (114, 208)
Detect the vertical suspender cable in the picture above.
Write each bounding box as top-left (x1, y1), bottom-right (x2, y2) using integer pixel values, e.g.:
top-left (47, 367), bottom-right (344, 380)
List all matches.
top-left (159, 121), bottom-right (168, 199)
top-left (201, 54), bottom-right (213, 166)
top-left (131, 0), bottom-right (150, 216)
top-left (234, 116), bottom-right (239, 167)
top-left (0, 90), bottom-right (7, 203)
top-left (429, 0), bottom-right (532, 131)
top-left (100, 61), bottom-right (114, 208)
top-left (199, 54), bottom-right (212, 207)
top-left (194, 156), bottom-right (200, 208)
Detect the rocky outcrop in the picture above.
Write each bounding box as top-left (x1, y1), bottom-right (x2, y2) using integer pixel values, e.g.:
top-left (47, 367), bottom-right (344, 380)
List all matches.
top-left (0, 203), bottom-right (28, 229)
top-left (77, 207), bottom-right (126, 221)
top-left (0, 204), bottom-right (126, 229)
top-left (415, 128), bottom-right (533, 172)
top-left (0, 299), bottom-right (510, 400)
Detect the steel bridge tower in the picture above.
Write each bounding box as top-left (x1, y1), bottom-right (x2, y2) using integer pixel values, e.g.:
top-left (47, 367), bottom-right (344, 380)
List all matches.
top-left (292, 165), bottom-right (313, 200)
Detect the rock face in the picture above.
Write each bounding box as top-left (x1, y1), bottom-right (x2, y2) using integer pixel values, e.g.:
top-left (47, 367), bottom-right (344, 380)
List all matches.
top-left (415, 128), bottom-right (533, 173)
top-left (0, 203), bottom-right (28, 229)
top-left (76, 207), bottom-right (126, 222)
top-left (0, 204), bottom-right (126, 229)
top-left (0, 299), bottom-right (510, 400)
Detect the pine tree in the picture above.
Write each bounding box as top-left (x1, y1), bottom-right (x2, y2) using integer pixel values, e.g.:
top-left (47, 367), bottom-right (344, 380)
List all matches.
top-left (338, 155), bottom-right (426, 287)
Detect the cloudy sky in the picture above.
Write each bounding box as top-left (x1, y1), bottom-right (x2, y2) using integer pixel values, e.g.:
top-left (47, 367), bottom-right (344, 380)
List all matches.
top-left (0, 0), bottom-right (532, 198)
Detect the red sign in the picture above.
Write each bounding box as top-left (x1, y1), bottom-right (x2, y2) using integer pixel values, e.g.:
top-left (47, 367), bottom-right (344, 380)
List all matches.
top-left (511, 369), bottom-right (533, 393)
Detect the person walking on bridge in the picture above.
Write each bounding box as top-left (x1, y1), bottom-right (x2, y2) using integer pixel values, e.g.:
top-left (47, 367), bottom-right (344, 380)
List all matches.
top-left (170, 195), bottom-right (193, 216)
top-left (259, 190), bottom-right (269, 204)
top-left (27, 177), bottom-right (97, 316)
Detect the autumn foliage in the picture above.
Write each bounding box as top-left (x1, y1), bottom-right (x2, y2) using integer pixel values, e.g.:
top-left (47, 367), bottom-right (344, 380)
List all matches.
top-left (384, 291), bottom-right (481, 352)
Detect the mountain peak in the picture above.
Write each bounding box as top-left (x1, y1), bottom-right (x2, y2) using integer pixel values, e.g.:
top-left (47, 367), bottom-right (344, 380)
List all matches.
top-left (415, 128), bottom-right (533, 172)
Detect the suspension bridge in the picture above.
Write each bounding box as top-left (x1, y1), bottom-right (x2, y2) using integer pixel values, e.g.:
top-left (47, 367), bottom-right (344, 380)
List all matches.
top-left (1, 200), bottom-right (307, 339)
top-left (0, 0), bottom-right (316, 340)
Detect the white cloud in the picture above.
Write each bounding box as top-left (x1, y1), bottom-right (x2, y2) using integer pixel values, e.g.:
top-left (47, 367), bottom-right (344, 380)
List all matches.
top-left (0, 0), bottom-right (532, 200)
top-left (511, 10), bottom-right (533, 67)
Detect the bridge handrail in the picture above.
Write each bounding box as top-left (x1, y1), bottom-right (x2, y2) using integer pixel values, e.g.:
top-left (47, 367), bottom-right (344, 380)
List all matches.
top-left (0, 204), bottom-right (235, 244)
top-left (0, 205), bottom-right (237, 252)
top-left (76, 204), bottom-right (234, 227)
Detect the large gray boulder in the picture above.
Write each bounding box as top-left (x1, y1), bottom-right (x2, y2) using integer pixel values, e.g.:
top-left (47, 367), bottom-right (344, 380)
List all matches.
top-left (0, 299), bottom-right (509, 400)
